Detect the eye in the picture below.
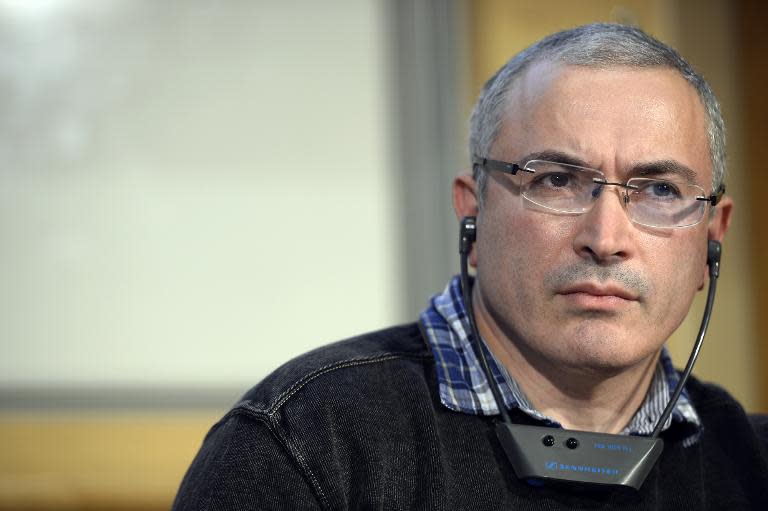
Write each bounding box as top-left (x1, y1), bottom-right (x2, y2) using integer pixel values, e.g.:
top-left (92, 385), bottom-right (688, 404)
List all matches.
top-left (628, 179), bottom-right (685, 202)
top-left (547, 173), bottom-right (570, 187)
top-left (651, 181), bottom-right (678, 198)
top-left (632, 179), bottom-right (683, 201)
top-left (534, 172), bottom-right (571, 188)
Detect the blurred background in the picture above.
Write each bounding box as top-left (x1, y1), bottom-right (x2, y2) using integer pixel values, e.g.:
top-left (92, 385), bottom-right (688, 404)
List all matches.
top-left (0, 0), bottom-right (765, 509)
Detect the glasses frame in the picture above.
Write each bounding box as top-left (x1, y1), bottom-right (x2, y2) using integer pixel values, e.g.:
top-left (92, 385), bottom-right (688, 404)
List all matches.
top-left (472, 155), bottom-right (725, 228)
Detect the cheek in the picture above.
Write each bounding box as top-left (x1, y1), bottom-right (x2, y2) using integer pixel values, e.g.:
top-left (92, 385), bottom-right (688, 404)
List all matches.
top-left (476, 209), bottom-right (575, 302)
top-left (641, 236), bottom-right (706, 324)
top-left (651, 269), bottom-right (697, 332)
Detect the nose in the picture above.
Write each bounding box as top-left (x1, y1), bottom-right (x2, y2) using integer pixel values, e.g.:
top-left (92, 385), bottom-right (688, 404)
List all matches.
top-left (572, 187), bottom-right (636, 264)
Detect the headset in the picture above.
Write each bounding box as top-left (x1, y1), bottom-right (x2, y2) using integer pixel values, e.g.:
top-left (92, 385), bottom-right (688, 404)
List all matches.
top-left (459, 216), bottom-right (721, 491)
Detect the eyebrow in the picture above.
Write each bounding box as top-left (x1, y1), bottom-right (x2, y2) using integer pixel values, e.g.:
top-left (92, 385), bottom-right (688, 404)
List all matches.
top-left (519, 150), bottom-right (700, 183)
top-left (520, 150), bottom-right (589, 168)
top-left (630, 160), bottom-right (699, 183)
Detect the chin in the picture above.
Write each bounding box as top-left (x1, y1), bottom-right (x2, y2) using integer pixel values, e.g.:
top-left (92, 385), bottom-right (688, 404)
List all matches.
top-left (550, 333), bottom-right (662, 376)
top-left (565, 353), bottom-right (650, 375)
top-left (506, 317), bottom-right (666, 377)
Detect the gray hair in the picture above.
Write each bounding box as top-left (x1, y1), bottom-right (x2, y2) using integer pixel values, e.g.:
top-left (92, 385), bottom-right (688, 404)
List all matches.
top-left (469, 23), bottom-right (725, 205)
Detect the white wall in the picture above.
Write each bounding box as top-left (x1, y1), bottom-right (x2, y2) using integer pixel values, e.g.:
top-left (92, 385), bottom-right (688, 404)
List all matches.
top-left (0, 0), bottom-right (400, 387)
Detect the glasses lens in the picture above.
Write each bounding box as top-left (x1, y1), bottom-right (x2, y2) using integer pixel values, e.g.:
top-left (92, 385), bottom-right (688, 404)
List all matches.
top-left (520, 161), bottom-right (604, 213)
top-left (626, 178), bottom-right (707, 227)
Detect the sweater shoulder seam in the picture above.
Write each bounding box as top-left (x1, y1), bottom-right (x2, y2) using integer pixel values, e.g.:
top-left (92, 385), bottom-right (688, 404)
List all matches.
top-left (221, 407), bottom-right (331, 510)
top-left (246, 351), bottom-right (432, 416)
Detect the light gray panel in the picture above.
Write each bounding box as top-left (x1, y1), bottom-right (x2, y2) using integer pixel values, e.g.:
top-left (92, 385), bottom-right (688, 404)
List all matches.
top-left (388, 0), bottom-right (467, 317)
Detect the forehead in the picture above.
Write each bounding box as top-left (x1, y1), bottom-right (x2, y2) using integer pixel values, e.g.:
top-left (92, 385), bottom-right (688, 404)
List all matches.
top-left (494, 61), bottom-right (712, 185)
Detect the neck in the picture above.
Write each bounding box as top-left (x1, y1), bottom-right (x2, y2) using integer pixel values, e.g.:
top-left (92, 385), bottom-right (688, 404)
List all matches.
top-left (473, 288), bottom-right (660, 434)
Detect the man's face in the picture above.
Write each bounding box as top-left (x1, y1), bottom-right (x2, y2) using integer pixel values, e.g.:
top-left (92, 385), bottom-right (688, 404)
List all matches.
top-left (460, 62), bottom-right (731, 375)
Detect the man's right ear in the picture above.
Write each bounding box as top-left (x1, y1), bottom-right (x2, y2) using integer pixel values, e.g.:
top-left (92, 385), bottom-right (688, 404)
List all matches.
top-left (452, 173), bottom-right (479, 267)
top-left (452, 173), bottom-right (479, 221)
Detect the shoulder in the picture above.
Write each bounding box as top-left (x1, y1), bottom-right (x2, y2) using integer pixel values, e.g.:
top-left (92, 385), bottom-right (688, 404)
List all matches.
top-left (750, 414), bottom-right (768, 444)
top-left (684, 375), bottom-right (751, 424)
top-left (684, 375), bottom-right (744, 410)
top-left (176, 323), bottom-right (437, 510)
top-left (685, 375), bottom-right (768, 447)
top-left (234, 322), bottom-right (434, 416)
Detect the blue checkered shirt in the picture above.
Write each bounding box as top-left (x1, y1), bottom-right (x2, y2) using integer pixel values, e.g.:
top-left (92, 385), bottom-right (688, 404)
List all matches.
top-left (419, 276), bottom-right (702, 446)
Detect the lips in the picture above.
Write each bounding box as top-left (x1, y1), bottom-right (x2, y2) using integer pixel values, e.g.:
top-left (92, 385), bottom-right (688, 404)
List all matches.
top-left (557, 282), bottom-right (640, 310)
top-left (559, 282), bottom-right (639, 301)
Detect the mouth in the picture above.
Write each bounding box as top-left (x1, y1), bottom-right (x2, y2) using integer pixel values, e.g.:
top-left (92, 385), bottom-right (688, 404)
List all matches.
top-left (557, 282), bottom-right (640, 311)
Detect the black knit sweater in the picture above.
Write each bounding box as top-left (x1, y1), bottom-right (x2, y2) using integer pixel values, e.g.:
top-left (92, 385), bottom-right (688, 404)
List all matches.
top-left (174, 323), bottom-right (768, 510)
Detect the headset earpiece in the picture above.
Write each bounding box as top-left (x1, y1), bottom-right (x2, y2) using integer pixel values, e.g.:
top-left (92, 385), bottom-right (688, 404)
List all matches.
top-left (708, 240), bottom-right (721, 278)
top-left (460, 216), bottom-right (477, 255)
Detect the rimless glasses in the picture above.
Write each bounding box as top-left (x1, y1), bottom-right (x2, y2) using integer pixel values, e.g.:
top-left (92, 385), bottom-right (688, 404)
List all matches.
top-left (472, 156), bottom-right (725, 229)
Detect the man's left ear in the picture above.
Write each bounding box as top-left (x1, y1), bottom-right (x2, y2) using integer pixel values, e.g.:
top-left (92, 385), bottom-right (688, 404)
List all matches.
top-left (701, 195), bottom-right (733, 288)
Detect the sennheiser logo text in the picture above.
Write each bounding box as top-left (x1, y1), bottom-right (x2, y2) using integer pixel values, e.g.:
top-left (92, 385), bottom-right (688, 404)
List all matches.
top-left (544, 461), bottom-right (619, 476)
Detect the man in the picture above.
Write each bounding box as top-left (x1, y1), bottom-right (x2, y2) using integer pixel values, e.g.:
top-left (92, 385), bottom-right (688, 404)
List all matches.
top-left (174, 23), bottom-right (768, 509)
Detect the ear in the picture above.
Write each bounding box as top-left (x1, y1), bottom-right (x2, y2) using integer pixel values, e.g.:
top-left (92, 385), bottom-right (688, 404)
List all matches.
top-left (453, 173), bottom-right (480, 267)
top-left (700, 195), bottom-right (733, 288)
top-left (707, 195), bottom-right (733, 243)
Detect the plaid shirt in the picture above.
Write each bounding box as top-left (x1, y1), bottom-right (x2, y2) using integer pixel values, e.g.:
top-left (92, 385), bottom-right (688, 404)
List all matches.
top-left (419, 276), bottom-right (702, 446)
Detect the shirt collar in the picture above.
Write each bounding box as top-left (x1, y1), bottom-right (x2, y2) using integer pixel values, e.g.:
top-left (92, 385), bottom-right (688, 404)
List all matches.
top-left (419, 276), bottom-right (702, 445)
